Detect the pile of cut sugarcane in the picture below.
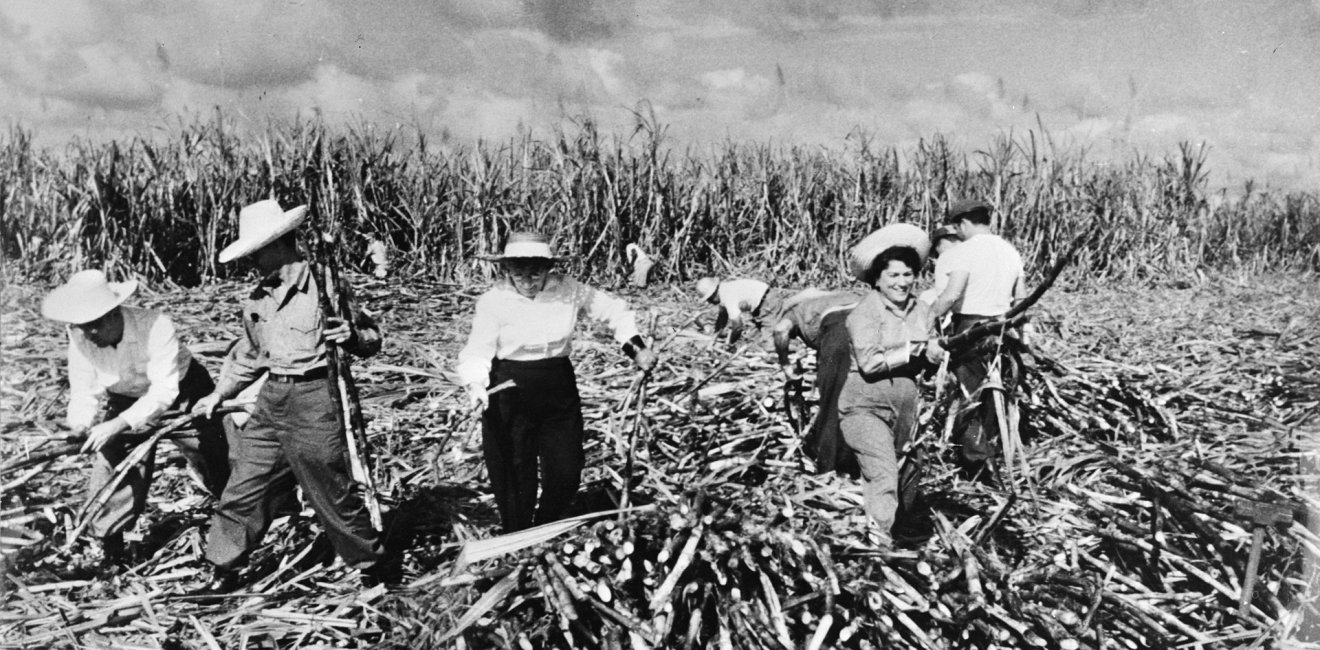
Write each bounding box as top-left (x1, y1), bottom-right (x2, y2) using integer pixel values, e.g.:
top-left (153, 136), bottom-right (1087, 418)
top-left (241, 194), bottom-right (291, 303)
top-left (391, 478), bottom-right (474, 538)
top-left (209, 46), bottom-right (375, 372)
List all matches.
top-left (382, 317), bottom-right (1317, 649)
top-left (2, 276), bottom-right (1317, 649)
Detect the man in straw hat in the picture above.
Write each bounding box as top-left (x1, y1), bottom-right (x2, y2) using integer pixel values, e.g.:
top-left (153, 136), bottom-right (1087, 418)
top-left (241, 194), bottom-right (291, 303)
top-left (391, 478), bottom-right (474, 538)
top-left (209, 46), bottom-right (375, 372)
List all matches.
top-left (839, 223), bottom-right (945, 549)
top-left (41, 270), bottom-right (230, 568)
top-left (927, 199), bottom-right (1026, 471)
top-left (693, 276), bottom-right (795, 344)
top-left (457, 231), bottom-right (657, 532)
top-left (190, 199), bottom-right (385, 595)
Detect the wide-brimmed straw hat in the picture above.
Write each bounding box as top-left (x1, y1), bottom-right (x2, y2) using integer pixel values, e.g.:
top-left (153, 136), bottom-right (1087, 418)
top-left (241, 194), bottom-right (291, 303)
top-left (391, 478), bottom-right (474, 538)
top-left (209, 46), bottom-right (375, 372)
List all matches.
top-left (695, 277), bottom-right (720, 302)
top-left (41, 270), bottom-right (138, 324)
top-left (480, 232), bottom-right (566, 262)
top-left (218, 200), bottom-right (309, 263)
top-left (848, 223), bottom-right (932, 281)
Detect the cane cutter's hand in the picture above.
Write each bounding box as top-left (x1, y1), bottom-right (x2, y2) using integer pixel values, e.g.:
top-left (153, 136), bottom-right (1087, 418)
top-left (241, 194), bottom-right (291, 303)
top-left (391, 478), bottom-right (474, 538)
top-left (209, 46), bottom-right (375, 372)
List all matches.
top-left (323, 316), bottom-right (353, 346)
top-left (467, 383), bottom-right (489, 413)
top-left (633, 348), bottom-right (658, 374)
top-left (81, 417), bottom-right (128, 454)
top-left (192, 392), bottom-right (222, 419)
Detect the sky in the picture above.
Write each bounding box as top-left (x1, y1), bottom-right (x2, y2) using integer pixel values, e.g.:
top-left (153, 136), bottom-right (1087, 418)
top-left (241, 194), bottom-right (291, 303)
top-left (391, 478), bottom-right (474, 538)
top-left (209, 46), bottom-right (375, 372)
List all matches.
top-left (1, 0), bottom-right (1318, 191)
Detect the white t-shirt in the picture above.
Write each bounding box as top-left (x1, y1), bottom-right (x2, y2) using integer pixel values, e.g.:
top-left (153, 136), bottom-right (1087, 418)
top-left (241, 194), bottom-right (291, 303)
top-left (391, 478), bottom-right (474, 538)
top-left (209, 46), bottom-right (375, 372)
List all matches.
top-left (938, 233), bottom-right (1023, 316)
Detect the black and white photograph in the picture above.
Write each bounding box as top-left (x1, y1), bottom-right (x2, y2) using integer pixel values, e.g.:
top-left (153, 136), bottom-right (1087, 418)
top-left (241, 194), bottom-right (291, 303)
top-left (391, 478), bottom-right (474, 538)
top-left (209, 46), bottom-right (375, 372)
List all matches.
top-left (0, 1), bottom-right (1317, 647)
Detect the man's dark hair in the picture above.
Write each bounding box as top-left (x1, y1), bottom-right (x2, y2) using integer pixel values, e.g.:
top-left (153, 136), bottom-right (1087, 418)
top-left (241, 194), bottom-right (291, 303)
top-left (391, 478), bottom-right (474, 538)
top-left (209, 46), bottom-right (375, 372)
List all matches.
top-left (865, 245), bottom-right (921, 284)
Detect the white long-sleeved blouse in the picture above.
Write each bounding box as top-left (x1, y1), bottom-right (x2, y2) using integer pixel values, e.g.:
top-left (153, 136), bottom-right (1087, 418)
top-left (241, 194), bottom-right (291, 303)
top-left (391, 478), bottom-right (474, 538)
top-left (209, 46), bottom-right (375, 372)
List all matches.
top-left (456, 274), bottom-right (640, 388)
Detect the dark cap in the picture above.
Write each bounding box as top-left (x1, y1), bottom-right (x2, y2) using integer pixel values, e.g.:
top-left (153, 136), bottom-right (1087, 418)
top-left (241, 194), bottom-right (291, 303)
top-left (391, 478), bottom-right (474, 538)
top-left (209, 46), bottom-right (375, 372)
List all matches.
top-left (945, 199), bottom-right (992, 224)
top-left (932, 224), bottom-right (960, 242)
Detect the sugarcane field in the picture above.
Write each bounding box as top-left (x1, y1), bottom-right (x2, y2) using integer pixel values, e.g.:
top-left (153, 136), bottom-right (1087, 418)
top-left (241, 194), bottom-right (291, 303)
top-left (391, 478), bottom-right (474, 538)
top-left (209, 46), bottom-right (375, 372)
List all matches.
top-left (2, 4), bottom-right (1320, 649)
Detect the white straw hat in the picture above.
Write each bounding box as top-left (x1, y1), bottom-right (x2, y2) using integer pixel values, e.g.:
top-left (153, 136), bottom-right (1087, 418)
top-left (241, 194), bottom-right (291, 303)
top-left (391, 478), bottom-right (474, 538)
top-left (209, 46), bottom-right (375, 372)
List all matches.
top-left (41, 270), bottom-right (138, 324)
top-left (848, 223), bottom-right (932, 281)
top-left (218, 200), bottom-right (309, 263)
top-left (695, 277), bottom-right (719, 302)
top-left (480, 232), bottom-right (566, 261)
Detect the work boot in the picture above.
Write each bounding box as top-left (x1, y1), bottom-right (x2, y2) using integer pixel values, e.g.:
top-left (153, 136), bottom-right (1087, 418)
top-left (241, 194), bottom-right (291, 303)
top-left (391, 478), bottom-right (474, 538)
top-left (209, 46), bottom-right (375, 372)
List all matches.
top-left (99, 532), bottom-right (129, 570)
top-left (189, 566), bottom-right (242, 602)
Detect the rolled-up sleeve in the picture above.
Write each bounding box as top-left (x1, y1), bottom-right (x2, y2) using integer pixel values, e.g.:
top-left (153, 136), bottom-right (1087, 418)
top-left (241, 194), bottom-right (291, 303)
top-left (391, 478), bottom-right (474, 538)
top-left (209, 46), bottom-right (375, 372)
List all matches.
top-left (456, 293), bottom-right (500, 388)
top-left (579, 282), bottom-right (639, 344)
top-left (66, 334), bottom-right (101, 430)
top-left (117, 314), bottom-right (183, 429)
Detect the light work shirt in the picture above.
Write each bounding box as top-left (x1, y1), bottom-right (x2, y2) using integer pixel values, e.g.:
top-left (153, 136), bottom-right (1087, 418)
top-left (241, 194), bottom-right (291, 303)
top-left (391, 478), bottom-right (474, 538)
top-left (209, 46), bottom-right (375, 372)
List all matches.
top-left (713, 278), bottom-right (770, 330)
top-left (846, 293), bottom-right (934, 379)
top-left (217, 261), bottom-right (381, 397)
top-left (66, 306), bottom-right (191, 430)
top-left (938, 233), bottom-right (1023, 316)
top-left (457, 274), bottom-right (640, 389)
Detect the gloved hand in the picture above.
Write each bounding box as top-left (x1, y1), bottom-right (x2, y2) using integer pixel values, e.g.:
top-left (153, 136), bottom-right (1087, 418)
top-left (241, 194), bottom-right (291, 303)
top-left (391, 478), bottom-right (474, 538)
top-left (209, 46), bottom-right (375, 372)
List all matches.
top-left (466, 383), bottom-right (489, 412)
top-left (81, 417), bottom-right (128, 453)
top-left (782, 360), bottom-right (804, 383)
top-left (924, 339), bottom-right (947, 364)
top-left (634, 349), bottom-right (658, 373)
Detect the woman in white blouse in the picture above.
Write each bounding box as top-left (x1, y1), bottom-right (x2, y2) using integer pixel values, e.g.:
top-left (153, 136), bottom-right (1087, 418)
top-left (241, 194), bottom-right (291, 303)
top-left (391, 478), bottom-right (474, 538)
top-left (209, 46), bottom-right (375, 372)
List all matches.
top-left (457, 232), bottom-right (657, 532)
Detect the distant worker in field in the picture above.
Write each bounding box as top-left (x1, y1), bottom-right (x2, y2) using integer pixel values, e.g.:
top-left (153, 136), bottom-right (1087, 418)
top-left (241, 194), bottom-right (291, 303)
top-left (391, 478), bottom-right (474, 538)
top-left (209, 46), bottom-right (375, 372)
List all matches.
top-left (770, 288), bottom-right (863, 476)
top-left (917, 225), bottom-right (963, 318)
top-left (927, 200), bottom-right (1026, 470)
top-left (840, 224), bottom-right (943, 549)
top-left (694, 276), bottom-right (795, 344)
top-left (41, 270), bottom-right (229, 568)
top-left (457, 231), bottom-right (658, 533)
top-left (625, 243), bottom-right (655, 287)
top-left (191, 199), bottom-right (386, 596)
top-left (366, 238), bottom-right (390, 279)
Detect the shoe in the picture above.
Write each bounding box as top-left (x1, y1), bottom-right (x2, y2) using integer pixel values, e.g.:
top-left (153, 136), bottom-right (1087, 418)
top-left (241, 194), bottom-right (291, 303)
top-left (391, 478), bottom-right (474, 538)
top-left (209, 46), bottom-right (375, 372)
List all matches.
top-left (188, 567), bottom-right (242, 602)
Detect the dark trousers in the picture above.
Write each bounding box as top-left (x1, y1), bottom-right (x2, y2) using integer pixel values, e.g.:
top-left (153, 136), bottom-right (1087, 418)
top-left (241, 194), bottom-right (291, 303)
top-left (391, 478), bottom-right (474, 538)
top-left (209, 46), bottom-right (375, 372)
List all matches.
top-left (804, 310), bottom-right (859, 477)
top-left (950, 314), bottom-right (1001, 463)
top-left (205, 377), bottom-right (380, 571)
top-left (89, 359), bottom-right (228, 538)
top-left (482, 357), bottom-right (584, 533)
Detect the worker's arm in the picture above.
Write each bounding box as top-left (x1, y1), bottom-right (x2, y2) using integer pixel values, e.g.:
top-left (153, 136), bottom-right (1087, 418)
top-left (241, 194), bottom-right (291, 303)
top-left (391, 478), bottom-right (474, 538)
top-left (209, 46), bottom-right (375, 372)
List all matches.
top-left (771, 317), bottom-right (803, 381)
top-left (929, 270), bottom-right (969, 322)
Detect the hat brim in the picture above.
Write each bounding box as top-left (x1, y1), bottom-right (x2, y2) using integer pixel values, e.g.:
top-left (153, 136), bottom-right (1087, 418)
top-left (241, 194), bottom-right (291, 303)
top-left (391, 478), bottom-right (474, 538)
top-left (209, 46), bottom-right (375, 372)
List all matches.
top-left (218, 205), bottom-right (309, 263)
top-left (41, 280), bottom-right (138, 324)
top-left (849, 224), bottom-right (932, 282)
top-left (479, 254), bottom-right (569, 262)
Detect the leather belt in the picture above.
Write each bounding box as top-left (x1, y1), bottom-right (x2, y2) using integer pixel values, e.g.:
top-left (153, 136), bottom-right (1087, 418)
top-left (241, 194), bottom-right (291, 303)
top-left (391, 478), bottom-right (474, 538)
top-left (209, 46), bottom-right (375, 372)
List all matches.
top-left (267, 367), bottom-right (329, 383)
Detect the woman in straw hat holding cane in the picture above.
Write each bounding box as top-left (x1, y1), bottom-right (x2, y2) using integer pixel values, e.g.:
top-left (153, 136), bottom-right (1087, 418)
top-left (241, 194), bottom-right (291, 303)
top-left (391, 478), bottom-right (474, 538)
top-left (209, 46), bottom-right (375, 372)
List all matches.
top-left (41, 270), bottom-right (229, 568)
top-left (840, 224), bottom-right (945, 549)
top-left (456, 232), bottom-right (658, 533)
top-left (189, 199), bottom-right (385, 595)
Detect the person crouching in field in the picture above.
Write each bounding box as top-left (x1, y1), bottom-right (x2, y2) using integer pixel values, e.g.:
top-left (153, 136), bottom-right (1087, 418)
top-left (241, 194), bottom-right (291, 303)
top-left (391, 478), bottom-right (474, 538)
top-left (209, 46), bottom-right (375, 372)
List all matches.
top-left (694, 276), bottom-right (795, 345)
top-left (41, 270), bottom-right (229, 568)
top-left (770, 289), bottom-right (863, 476)
top-left (839, 225), bottom-right (945, 549)
top-left (190, 199), bottom-right (385, 595)
top-left (457, 232), bottom-right (658, 533)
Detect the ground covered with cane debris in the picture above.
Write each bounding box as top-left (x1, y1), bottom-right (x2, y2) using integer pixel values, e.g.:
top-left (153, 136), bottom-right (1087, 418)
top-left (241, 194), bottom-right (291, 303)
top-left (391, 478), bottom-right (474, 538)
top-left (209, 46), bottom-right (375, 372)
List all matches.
top-left (1, 272), bottom-right (1318, 649)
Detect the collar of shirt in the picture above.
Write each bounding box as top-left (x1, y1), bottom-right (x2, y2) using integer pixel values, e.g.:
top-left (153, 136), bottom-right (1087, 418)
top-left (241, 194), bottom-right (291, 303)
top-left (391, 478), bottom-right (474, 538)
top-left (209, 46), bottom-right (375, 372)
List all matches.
top-left (498, 273), bottom-right (567, 301)
top-left (879, 294), bottom-right (917, 318)
top-left (251, 261), bottom-right (312, 306)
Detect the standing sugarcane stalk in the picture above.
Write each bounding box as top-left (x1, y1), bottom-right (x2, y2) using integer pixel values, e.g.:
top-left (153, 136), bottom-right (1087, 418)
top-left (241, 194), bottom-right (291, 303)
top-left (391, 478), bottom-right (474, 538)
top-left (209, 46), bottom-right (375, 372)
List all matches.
top-left (303, 140), bottom-right (382, 531)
